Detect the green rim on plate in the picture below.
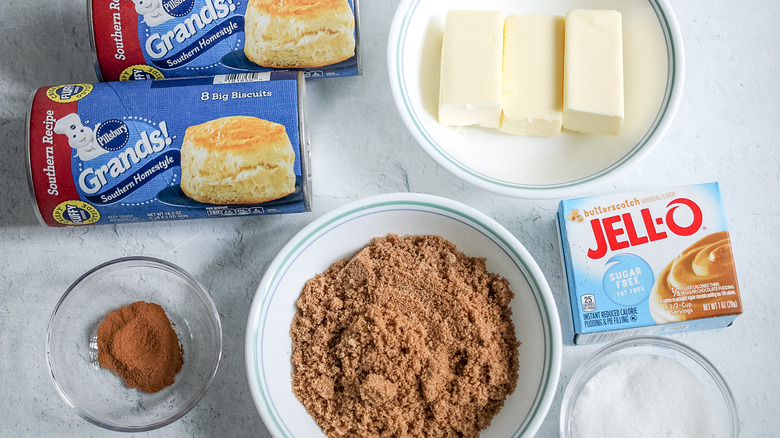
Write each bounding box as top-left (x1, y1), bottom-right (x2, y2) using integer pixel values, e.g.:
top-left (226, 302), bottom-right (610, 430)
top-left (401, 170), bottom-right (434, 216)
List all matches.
top-left (246, 194), bottom-right (562, 438)
top-left (389, 0), bottom-right (683, 194)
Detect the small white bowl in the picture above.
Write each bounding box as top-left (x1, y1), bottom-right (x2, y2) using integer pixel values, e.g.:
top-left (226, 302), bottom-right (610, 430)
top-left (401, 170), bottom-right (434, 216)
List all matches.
top-left (388, 0), bottom-right (684, 199)
top-left (560, 336), bottom-right (739, 438)
top-left (246, 193), bottom-right (562, 437)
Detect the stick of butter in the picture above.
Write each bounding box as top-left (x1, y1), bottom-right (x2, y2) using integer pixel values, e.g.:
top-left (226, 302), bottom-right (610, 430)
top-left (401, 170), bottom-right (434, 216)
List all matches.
top-left (562, 10), bottom-right (624, 136)
top-left (438, 10), bottom-right (504, 128)
top-left (501, 15), bottom-right (565, 137)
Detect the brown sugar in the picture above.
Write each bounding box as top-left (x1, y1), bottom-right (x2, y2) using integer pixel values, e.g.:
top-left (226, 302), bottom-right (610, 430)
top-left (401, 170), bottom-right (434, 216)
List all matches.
top-left (290, 234), bottom-right (520, 437)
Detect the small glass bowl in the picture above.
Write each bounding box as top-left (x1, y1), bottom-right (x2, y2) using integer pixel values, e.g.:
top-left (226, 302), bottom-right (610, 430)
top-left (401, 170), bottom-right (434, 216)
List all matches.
top-left (560, 336), bottom-right (739, 438)
top-left (46, 256), bottom-right (222, 432)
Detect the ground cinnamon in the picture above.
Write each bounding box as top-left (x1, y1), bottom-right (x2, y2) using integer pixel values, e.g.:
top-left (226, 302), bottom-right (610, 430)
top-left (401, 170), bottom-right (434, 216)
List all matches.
top-left (291, 234), bottom-right (520, 437)
top-left (97, 301), bottom-right (184, 393)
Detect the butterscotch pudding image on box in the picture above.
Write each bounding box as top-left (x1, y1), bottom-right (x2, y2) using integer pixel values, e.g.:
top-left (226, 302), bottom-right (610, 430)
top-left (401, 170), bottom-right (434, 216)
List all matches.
top-left (244, 0), bottom-right (356, 69)
top-left (649, 231), bottom-right (742, 323)
top-left (180, 116), bottom-right (296, 205)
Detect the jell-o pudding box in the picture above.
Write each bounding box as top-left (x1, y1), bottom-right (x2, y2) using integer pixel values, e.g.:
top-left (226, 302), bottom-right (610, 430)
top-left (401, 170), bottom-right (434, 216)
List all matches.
top-left (557, 183), bottom-right (742, 344)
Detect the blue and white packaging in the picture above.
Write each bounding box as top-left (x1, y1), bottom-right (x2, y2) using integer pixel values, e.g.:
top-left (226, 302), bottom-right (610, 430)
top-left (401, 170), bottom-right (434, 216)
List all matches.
top-left (28, 71), bottom-right (310, 227)
top-left (557, 183), bottom-right (742, 344)
top-left (90, 0), bottom-right (361, 81)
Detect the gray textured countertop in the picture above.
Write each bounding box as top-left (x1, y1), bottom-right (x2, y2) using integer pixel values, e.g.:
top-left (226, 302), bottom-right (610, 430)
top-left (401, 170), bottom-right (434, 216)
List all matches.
top-left (1, 1), bottom-right (778, 437)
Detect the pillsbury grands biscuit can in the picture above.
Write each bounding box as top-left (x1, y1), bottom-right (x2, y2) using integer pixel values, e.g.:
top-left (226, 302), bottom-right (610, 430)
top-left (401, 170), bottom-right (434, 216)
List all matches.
top-left (89, 0), bottom-right (361, 81)
top-left (27, 71), bottom-right (310, 227)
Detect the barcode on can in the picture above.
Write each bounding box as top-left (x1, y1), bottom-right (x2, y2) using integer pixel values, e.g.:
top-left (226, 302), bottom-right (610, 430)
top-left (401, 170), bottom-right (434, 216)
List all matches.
top-left (213, 72), bottom-right (272, 84)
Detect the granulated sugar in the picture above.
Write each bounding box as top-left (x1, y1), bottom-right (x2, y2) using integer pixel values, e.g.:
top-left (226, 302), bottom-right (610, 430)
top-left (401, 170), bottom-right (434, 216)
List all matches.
top-left (571, 354), bottom-right (722, 438)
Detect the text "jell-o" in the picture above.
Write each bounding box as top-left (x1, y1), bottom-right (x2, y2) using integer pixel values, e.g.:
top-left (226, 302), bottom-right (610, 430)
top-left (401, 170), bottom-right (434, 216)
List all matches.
top-left (558, 183), bottom-right (742, 344)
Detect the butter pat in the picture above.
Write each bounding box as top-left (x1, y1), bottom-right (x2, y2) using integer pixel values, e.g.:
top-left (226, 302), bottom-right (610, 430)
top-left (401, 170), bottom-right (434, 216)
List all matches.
top-left (439, 10), bottom-right (504, 128)
top-left (563, 10), bottom-right (624, 135)
top-left (500, 15), bottom-right (565, 137)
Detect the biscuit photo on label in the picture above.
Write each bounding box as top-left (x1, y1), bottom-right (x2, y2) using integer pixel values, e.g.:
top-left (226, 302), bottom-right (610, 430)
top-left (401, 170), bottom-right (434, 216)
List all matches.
top-left (180, 116), bottom-right (296, 205)
top-left (243, 0), bottom-right (356, 69)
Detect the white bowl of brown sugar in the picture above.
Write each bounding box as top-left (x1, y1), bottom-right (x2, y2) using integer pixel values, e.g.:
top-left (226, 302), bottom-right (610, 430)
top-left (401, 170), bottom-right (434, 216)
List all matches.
top-left (246, 193), bottom-right (562, 437)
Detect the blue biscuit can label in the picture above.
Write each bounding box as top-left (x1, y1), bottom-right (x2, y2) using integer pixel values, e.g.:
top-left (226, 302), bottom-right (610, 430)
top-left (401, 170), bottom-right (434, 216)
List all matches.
top-left (557, 183), bottom-right (742, 344)
top-left (90, 0), bottom-right (361, 81)
top-left (27, 71), bottom-right (310, 227)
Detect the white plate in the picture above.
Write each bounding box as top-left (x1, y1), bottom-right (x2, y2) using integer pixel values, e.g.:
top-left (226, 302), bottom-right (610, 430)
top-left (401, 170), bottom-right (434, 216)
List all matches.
top-left (388, 0), bottom-right (684, 199)
top-left (246, 193), bottom-right (562, 438)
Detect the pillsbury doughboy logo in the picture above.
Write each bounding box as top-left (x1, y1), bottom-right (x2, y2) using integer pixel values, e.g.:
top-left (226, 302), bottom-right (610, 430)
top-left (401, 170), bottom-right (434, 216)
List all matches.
top-left (132, 0), bottom-right (196, 26)
top-left (132, 0), bottom-right (173, 27)
top-left (53, 113), bottom-right (108, 161)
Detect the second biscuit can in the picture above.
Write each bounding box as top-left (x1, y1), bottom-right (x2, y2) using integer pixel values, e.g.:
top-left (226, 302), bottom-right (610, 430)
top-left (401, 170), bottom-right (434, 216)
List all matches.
top-left (89, 0), bottom-right (361, 81)
top-left (27, 71), bottom-right (310, 227)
